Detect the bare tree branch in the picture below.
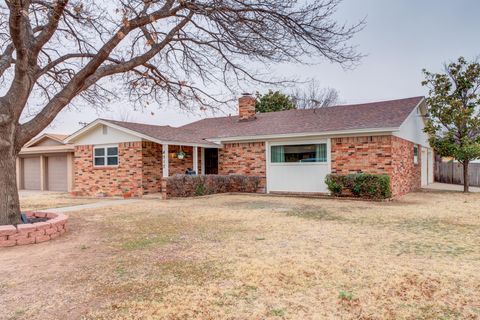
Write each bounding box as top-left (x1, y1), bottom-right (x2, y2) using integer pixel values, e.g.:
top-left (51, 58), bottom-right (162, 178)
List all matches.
top-left (0, 43), bottom-right (14, 77)
top-left (0, 0), bottom-right (363, 144)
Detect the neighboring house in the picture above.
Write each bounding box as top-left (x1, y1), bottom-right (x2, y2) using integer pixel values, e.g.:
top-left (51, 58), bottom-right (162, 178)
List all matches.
top-left (61, 95), bottom-right (433, 198)
top-left (17, 133), bottom-right (74, 192)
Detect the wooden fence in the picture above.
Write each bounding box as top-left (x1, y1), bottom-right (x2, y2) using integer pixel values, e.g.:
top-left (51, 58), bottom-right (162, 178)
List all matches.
top-left (435, 161), bottom-right (480, 187)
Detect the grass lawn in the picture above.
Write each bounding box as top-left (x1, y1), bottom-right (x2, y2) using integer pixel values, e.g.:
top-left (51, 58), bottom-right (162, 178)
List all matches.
top-left (19, 191), bottom-right (112, 211)
top-left (2, 191), bottom-right (480, 319)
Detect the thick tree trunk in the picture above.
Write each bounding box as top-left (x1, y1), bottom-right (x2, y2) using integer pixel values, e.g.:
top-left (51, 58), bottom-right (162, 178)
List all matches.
top-left (0, 120), bottom-right (22, 226)
top-left (0, 151), bottom-right (21, 225)
top-left (463, 161), bottom-right (470, 193)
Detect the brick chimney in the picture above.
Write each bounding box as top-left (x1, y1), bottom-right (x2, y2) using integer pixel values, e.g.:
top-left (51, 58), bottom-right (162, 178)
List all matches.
top-left (238, 93), bottom-right (256, 121)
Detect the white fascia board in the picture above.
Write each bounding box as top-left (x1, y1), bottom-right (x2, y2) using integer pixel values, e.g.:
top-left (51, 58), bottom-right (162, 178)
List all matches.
top-left (398, 98), bottom-right (427, 126)
top-left (65, 119), bottom-right (220, 148)
top-left (207, 127), bottom-right (399, 144)
top-left (19, 148), bottom-right (74, 155)
top-left (63, 119), bottom-right (104, 143)
top-left (394, 98), bottom-right (431, 147)
top-left (24, 134), bottom-right (47, 148)
top-left (24, 133), bottom-right (65, 148)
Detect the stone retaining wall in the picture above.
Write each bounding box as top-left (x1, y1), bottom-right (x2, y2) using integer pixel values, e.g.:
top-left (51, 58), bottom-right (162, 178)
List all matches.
top-left (0, 212), bottom-right (68, 247)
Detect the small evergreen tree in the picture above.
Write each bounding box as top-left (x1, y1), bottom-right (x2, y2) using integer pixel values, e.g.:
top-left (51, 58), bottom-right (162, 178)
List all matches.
top-left (255, 90), bottom-right (295, 113)
top-left (422, 57), bottom-right (480, 192)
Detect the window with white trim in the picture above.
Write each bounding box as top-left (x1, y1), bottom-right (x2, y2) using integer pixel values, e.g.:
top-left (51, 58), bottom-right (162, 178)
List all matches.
top-left (413, 145), bottom-right (419, 164)
top-left (94, 146), bottom-right (119, 166)
top-left (271, 143), bottom-right (327, 163)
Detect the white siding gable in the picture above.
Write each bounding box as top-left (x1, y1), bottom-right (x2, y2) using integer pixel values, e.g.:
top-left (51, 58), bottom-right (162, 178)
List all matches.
top-left (393, 104), bottom-right (430, 147)
top-left (33, 137), bottom-right (64, 147)
top-left (73, 124), bottom-right (141, 145)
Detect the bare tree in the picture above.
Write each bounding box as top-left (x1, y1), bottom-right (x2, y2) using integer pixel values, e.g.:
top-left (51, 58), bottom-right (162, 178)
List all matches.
top-left (0, 0), bottom-right (363, 225)
top-left (113, 105), bottom-right (137, 123)
top-left (292, 80), bottom-right (341, 109)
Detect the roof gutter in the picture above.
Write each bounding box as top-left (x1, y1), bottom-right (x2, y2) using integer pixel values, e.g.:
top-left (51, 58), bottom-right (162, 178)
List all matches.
top-left (206, 127), bottom-right (400, 143)
top-left (19, 147), bottom-right (75, 155)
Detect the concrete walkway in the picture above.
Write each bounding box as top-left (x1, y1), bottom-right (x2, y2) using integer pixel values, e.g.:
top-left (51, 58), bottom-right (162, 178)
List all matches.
top-left (423, 182), bottom-right (480, 193)
top-left (44, 199), bottom-right (141, 213)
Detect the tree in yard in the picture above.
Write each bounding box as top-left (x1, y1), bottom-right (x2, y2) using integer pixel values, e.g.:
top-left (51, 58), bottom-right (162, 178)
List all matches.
top-left (256, 81), bottom-right (341, 113)
top-left (422, 57), bottom-right (480, 192)
top-left (0, 0), bottom-right (363, 225)
top-left (255, 90), bottom-right (295, 113)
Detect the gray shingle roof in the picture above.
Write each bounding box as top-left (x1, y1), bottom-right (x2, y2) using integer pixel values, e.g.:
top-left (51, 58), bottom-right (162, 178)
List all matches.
top-left (179, 96), bottom-right (424, 140)
top-left (101, 96), bottom-right (423, 145)
top-left (102, 119), bottom-right (218, 146)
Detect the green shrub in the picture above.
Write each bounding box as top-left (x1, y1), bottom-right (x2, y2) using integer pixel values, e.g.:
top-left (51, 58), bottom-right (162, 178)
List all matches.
top-left (338, 290), bottom-right (354, 301)
top-left (194, 182), bottom-right (207, 196)
top-left (325, 173), bottom-right (391, 199)
top-left (325, 175), bottom-right (342, 195)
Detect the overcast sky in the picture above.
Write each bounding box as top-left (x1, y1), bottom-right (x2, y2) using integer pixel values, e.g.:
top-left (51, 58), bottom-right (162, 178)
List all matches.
top-left (46, 0), bottom-right (480, 134)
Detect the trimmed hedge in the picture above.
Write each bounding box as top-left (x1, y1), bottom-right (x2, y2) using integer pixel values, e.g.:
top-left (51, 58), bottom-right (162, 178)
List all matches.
top-left (325, 173), bottom-right (392, 199)
top-left (163, 174), bottom-right (261, 198)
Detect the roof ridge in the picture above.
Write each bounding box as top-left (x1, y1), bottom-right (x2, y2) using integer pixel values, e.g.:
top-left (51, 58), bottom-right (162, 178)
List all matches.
top-left (325, 96), bottom-right (424, 109)
top-left (101, 118), bottom-right (174, 128)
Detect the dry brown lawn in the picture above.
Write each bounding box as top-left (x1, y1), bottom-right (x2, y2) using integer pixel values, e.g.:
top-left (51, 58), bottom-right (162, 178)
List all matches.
top-left (1, 191), bottom-right (480, 319)
top-left (19, 191), bottom-right (111, 211)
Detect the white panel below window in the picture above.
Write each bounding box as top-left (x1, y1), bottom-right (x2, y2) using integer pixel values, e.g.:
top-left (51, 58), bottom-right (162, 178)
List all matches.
top-left (268, 164), bottom-right (330, 193)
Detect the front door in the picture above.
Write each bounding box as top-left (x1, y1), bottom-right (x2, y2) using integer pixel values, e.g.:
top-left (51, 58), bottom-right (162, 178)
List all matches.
top-left (204, 148), bottom-right (218, 174)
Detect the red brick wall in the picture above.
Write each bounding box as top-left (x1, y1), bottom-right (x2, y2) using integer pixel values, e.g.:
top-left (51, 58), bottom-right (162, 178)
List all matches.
top-left (169, 146), bottom-right (195, 175)
top-left (218, 142), bottom-right (266, 190)
top-left (331, 136), bottom-right (393, 175)
top-left (238, 95), bottom-right (256, 121)
top-left (74, 142), bottom-right (144, 197)
top-left (142, 141), bottom-right (162, 194)
top-left (74, 142), bottom-right (204, 196)
top-left (331, 135), bottom-right (421, 197)
top-left (391, 136), bottom-right (421, 196)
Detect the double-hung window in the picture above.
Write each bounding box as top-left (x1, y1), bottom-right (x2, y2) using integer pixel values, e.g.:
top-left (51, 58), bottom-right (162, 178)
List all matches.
top-left (413, 145), bottom-right (419, 164)
top-left (94, 146), bottom-right (119, 167)
top-left (271, 143), bottom-right (327, 163)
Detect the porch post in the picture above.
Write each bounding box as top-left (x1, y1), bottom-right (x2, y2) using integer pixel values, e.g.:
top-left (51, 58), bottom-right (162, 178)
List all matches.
top-left (201, 147), bottom-right (205, 175)
top-left (162, 144), bottom-right (169, 177)
top-left (193, 146), bottom-right (198, 174)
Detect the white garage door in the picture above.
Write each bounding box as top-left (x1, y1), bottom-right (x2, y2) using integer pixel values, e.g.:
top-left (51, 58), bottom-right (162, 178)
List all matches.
top-left (428, 149), bottom-right (434, 184)
top-left (267, 140), bottom-right (331, 193)
top-left (47, 156), bottom-right (68, 191)
top-left (421, 148), bottom-right (428, 187)
top-left (23, 157), bottom-right (41, 190)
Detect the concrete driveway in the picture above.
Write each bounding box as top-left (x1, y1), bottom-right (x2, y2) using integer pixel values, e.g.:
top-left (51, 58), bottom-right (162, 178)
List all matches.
top-left (423, 182), bottom-right (480, 192)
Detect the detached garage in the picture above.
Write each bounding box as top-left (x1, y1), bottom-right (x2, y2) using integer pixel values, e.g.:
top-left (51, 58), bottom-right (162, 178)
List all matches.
top-left (17, 134), bottom-right (74, 192)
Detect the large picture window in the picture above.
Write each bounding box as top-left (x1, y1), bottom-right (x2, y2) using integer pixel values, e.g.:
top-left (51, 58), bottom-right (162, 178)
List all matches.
top-left (94, 146), bottom-right (119, 166)
top-left (271, 143), bottom-right (327, 163)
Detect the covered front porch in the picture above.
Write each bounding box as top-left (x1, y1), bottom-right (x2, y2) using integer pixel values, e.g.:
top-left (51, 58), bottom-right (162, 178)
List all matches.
top-left (159, 144), bottom-right (219, 177)
top-left (142, 141), bottom-right (220, 195)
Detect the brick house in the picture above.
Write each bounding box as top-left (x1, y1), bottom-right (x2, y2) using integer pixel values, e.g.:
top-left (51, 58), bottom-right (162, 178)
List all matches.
top-left (64, 95), bottom-right (433, 198)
